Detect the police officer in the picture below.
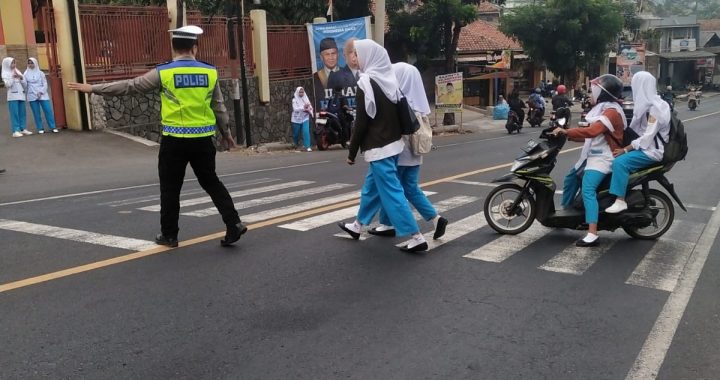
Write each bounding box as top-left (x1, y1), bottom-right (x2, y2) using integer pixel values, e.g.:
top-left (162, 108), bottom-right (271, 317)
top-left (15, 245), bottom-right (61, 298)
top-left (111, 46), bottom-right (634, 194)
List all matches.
top-left (67, 25), bottom-right (247, 248)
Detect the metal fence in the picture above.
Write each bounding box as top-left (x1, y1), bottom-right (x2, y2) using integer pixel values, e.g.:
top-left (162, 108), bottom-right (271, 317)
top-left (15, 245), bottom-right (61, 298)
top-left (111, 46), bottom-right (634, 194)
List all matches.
top-left (186, 11), bottom-right (254, 78)
top-left (79, 5), bottom-right (172, 82)
top-left (267, 25), bottom-right (312, 81)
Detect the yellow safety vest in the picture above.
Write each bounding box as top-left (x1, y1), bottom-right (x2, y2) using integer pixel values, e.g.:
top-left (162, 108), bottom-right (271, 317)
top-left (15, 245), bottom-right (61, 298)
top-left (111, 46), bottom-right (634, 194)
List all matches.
top-left (157, 60), bottom-right (218, 138)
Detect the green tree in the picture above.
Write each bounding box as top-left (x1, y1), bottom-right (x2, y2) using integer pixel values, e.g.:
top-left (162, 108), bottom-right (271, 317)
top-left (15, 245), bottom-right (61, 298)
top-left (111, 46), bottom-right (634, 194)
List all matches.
top-left (500, 0), bottom-right (624, 85)
top-left (386, 0), bottom-right (479, 72)
top-left (333, 0), bottom-right (372, 20)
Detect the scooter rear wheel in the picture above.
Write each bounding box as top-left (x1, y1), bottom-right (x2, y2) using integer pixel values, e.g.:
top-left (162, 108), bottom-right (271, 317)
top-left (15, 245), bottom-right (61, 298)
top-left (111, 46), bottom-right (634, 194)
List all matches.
top-left (484, 183), bottom-right (537, 234)
top-left (623, 189), bottom-right (674, 240)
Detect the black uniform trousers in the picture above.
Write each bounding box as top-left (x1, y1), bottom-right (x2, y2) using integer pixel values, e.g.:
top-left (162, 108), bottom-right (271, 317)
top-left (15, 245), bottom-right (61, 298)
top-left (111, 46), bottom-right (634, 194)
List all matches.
top-left (158, 135), bottom-right (240, 238)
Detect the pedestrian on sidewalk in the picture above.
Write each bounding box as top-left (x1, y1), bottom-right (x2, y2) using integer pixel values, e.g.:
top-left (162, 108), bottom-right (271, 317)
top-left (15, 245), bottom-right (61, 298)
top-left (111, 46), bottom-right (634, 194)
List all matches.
top-left (290, 86), bottom-right (313, 151)
top-left (367, 62), bottom-right (448, 240)
top-left (338, 39), bottom-right (428, 252)
top-left (67, 25), bottom-right (247, 248)
top-left (2, 57), bottom-right (31, 137)
top-left (24, 58), bottom-right (58, 134)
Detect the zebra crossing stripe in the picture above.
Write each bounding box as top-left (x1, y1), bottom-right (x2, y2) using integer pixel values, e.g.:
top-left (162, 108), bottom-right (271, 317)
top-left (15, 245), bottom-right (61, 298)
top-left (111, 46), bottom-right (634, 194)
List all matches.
top-left (0, 219), bottom-right (157, 251)
top-left (463, 223), bottom-right (549, 262)
top-left (280, 191), bottom-right (439, 232)
top-left (626, 240), bottom-right (696, 292)
top-left (625, 220), bottom-right (705, 292)
top-left (240, 191), bottom-right (362, 223)
top-left (396, 210), bottom-right (487, 250)
top-left (102, 178), bottom-right (279, 208)
top-left (539, 241), bottom-right (618, 275)
top-left (183, 183), bottom-right (354, 218)
top-left (331, 195), bottom-right (477, 241)
top-left (137, 180), bottom-right (314, 212)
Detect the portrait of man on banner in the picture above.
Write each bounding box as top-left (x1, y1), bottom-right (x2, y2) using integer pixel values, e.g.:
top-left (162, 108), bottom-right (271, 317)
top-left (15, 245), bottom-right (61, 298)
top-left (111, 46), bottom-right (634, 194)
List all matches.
top-left (307, 17), bottom-right (370, 112)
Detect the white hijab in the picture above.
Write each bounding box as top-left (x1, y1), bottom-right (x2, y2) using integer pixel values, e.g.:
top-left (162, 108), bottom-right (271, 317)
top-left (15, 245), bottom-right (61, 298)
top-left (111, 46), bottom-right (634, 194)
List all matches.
top-left (629, 71), bottom-right (670, 134)
top-left (24, 58), bottom-right (43, 82)
top-left (1, 57), bottom-right (17, 80)
top-left (354, 39), bottom-right (399, 118)
top-left (292, 86), bottom-right (311, 108)
top-left (392, 62), bottom-right (431, 117)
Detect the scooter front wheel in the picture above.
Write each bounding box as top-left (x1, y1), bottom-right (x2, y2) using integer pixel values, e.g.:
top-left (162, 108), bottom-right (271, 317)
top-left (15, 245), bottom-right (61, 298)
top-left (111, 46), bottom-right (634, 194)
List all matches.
top-left (484, 183), bottom-right (536, 234)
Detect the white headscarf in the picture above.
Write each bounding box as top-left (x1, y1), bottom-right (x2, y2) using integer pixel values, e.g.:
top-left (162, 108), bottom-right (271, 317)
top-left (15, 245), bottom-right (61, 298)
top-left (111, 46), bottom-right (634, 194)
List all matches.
top-left (2, 57), bottom-right (16, 80)
top-left (292, 86), bottom-right (311, 108)
top-left (629, 71), bottom-right (670, 134)
top-left (354, 39), bottom-right (399, 118)
top-left (392, 62), bottom-right (431, 117)
top-left (23, 58), bottom-right (43, 81)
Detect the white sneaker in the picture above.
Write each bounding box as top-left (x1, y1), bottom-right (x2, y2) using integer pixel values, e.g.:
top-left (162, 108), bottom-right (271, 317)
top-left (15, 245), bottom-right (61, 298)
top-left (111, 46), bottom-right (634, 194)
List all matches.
top-left (21, 130), bottom-right (32, 135)
top-left (12, 132), bottom-right (23, 138)
top-left (306, 148), bottom-right (312, 152)
top-left (38, 130), bottom-right (45, 134)
top-left (605, 200), bottom-right (628, 214)
top-left (52, 129), bottom-right (59, 133)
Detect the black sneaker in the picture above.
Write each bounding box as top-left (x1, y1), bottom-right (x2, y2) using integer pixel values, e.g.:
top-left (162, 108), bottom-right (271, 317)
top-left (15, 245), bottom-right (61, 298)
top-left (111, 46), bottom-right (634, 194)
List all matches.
top-left (368, 227), bottom-right (396, 237)
top-left (575, 238), bottom-right (599, 247)
top-left (337, 222), bottom-right (361, 240)
top-left (221, 222), bottom-right (248, 247)
top-left (155, 234), bottom-right (178, 248)
top-left (433, 217), bottom-right (448, 240)
top-left (400, 242), bottom-right (428, 253)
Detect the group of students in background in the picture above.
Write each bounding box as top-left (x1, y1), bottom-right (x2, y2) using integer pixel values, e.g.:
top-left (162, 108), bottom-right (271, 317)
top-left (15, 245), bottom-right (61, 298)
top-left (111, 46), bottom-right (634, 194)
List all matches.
top-left (2, 57), bottom-right (58, 138)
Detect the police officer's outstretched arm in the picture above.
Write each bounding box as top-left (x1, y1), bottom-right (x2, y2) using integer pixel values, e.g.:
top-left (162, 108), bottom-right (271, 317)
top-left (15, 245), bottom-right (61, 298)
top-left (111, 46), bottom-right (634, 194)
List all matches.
top-left (67, 69), bottom-right (160, 96)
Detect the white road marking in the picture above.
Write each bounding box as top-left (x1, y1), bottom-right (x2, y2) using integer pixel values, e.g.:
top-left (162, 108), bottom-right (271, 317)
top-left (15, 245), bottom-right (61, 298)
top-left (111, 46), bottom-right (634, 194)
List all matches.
top-left (99, 178), bottom-right (279, 207)
top-left (331, 195), bottom-right (479, 241)
top-left (625, 240), bottom-right (696, 292)
top-left (138, 180), bottom-right (314, 212)
top-left (240, 191), bottom-right (362, 223)
top-left (280, 191), bottom-right (440, 231)
top-left (626, 199), bottom-right (720, 380)
top-left (396, 211), bottom-right (487, 251)
top-left (0, 219), bottom-right (156, 251)
top-left (0, 161), bottom-right (331, 208)
top-left (463, 223), bottom-right (549, 262)
top-left (450, 180), bottom-right (498, 187)
top-left (685, 203), bottom-right (717, 212)
top-left (539, 240), bottom-right (618, 275)
top-left (183, 183), bottom-right (353, 217)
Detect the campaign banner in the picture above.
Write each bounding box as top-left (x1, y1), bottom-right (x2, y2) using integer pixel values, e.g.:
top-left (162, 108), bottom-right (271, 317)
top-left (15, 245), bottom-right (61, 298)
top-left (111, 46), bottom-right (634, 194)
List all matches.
top-left (617, 42), bottom-right (646, 86)
top-left (306, 17), bottom-right (371, 112)
top-left (435, 72), bottom-right (463, 112)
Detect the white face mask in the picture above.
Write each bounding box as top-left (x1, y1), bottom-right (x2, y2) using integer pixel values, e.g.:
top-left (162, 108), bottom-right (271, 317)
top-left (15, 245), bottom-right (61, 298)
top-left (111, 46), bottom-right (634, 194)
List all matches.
top-left (591, 84), bottom-right (602, 103)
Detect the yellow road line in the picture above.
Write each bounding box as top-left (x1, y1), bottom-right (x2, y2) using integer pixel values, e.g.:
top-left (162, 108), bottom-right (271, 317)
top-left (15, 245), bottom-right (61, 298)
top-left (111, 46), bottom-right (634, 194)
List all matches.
top-left (0, 145), bottom-right (583, 293)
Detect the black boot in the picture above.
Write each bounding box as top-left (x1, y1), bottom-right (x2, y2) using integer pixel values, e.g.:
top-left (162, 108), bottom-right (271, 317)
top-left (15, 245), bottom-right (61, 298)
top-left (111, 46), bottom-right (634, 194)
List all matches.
top-left (155, 234), bottom-right (178, 248)
top-left (221, 222), bottom-right (248, 247)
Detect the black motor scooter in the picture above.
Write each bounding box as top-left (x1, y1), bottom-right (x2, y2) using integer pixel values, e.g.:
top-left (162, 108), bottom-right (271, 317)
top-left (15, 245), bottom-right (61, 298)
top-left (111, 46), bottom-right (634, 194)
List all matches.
top-left (506, 110), bottom-right (522, 134)
top-left (526, 101), bottom-right (545, 128)
top-left (483, 111), bottom-right (686, 239)
top-left (314, 111), bottom-right (351, 151)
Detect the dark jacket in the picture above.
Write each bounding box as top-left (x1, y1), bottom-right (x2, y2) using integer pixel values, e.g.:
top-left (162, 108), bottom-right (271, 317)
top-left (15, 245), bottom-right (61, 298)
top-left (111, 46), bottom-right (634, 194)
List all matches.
top-left (552, 94), bottom-right (572, 110)
top-left (348, 79), bottom-right (402, 161)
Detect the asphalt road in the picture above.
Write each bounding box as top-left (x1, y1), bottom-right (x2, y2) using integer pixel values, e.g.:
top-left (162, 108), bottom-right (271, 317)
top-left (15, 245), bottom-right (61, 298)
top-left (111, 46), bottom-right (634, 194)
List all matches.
top-left (1, 96), bottom-right (719, 379)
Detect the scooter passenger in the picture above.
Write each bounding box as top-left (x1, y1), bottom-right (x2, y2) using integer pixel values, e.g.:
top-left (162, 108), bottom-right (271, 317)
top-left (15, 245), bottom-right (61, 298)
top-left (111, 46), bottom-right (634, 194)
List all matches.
top-left (552, 74), bottom-right (626, 247)
top-left (605, 71), bottom-right (671, 214)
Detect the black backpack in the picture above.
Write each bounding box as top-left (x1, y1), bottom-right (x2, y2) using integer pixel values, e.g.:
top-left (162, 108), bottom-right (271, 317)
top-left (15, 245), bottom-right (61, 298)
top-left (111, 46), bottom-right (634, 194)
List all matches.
top-left (656, 111), bottom-right (688, 163)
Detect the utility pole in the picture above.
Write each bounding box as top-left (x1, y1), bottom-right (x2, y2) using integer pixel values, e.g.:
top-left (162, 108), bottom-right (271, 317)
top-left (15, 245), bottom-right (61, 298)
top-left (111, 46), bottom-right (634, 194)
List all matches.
top-left (237, 0), bottom-right (253, 147)
top-left (374, 0), bottom-right (385, 46)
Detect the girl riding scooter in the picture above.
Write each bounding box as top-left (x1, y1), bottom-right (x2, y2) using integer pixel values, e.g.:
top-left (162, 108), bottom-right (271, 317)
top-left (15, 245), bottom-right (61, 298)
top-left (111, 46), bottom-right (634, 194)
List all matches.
top-left (551, 74), bottom-right (626, 247)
